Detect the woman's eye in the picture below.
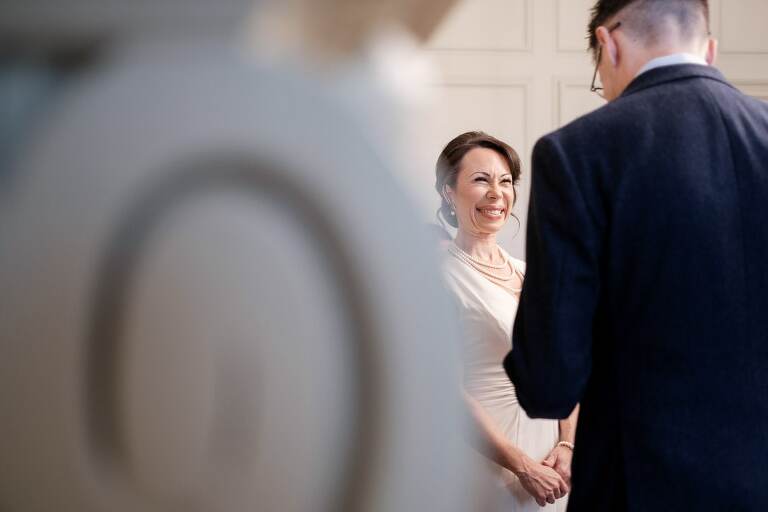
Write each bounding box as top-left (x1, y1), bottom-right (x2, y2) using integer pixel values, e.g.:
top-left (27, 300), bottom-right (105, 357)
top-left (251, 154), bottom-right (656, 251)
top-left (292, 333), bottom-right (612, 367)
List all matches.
top-left (474, 177), bottom-right (488, 183)
top-left (501, 179), bottom-right (513, 185)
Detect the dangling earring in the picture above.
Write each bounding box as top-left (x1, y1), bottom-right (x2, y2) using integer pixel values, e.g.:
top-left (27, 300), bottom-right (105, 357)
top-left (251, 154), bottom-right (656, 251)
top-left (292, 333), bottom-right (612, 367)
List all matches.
top-left (443, 185), bottom-right (456, 217)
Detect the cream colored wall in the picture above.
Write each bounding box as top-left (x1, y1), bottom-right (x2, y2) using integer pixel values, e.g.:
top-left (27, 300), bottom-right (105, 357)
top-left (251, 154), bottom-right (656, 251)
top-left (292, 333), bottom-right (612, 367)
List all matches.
top-left (416, 0), bottom-right (768, 259)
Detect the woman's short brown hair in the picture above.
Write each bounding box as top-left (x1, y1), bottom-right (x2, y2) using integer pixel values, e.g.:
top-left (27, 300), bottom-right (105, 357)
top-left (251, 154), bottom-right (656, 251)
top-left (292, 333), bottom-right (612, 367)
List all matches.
top-left (434, 131), bottom-right (521, 228)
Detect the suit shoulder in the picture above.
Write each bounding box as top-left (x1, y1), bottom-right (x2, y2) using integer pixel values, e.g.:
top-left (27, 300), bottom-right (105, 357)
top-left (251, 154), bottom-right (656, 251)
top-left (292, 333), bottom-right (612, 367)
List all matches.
top-left (736, 88), bottom-right (768, 116)
top-left (538, 91), bottom-right (657, 154)
top-left (556, 98), bottom-right (630, 137)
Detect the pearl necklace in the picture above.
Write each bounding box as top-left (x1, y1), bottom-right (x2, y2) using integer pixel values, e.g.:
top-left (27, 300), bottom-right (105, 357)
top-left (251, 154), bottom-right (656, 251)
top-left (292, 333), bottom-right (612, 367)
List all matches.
top-left (448, 242), bottom-right (523, 294)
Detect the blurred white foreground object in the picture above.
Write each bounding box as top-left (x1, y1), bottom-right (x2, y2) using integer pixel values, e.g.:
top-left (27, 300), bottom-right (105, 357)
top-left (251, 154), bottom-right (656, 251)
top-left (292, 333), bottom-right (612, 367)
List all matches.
top-left (0, 1), bottom-right (472, 511)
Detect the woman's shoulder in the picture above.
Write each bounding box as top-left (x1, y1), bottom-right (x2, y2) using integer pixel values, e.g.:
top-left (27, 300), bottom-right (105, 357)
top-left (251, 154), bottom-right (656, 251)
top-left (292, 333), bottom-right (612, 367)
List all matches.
top-left (510, 257), bottom-right (526, 275)
top-left (440, 243), bottom-right (466, 278)
top-left (441, 243), bottom-right (486, 291)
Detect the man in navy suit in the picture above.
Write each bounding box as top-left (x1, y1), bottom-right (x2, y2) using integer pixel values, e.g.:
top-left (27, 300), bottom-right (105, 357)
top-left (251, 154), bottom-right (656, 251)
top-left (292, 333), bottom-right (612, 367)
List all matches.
top-left (504, 0), bottom-right (768, 510)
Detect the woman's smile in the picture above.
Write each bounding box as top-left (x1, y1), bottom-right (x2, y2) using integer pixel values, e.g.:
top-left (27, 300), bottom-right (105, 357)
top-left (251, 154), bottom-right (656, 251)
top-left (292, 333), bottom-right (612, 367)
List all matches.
top-left (476, 205), bottom-right (506, 220)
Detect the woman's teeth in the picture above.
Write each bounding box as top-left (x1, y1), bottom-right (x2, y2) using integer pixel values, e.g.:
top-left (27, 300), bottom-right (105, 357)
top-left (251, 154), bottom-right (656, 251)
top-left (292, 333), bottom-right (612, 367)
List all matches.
top-left (478, 208), bottom-right (503, 218)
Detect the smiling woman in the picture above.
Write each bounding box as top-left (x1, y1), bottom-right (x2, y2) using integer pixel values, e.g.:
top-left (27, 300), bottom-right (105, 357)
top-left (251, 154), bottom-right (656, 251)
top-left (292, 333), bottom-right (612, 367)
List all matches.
top-left (450, 147), bottom-right (515, 229)
top-left (435, 131), bottom-right (522, 292)
top-left (434, 131), bottom-right (575, 512)
top-left (435, 131), bottom-right (520, 226)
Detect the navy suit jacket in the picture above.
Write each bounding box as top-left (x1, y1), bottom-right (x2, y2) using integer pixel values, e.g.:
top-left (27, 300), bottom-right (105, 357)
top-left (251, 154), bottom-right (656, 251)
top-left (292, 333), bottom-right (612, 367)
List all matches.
top-left (505, 64), bottom-right (768, 511)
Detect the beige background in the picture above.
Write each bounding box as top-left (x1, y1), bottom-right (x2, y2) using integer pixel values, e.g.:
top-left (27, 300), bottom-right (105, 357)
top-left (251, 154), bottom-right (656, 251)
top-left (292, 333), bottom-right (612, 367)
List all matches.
top-left (413, 0), bottom-right (768, 258)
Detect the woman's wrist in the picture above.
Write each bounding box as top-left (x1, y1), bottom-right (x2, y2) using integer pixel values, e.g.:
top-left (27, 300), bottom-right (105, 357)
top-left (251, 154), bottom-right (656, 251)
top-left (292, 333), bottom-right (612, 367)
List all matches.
top-left (556, 440), bottom-right (575, 451)
top-left (505, 445), bottom-right (532, 476)
top-left (556, 427), bottom-right (575, 446)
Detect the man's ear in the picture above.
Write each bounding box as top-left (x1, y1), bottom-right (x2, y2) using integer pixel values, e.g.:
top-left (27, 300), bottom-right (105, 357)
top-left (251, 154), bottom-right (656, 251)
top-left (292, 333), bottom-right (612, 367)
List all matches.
top-left (705, 38), bottom-right (718, 66)
top-left (595, 25), bottom-right (619, 66)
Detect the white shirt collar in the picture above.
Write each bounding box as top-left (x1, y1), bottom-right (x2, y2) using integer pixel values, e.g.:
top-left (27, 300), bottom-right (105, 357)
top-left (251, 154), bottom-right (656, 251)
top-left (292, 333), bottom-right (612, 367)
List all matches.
top-left (636, 53), bottom-right (708, 78)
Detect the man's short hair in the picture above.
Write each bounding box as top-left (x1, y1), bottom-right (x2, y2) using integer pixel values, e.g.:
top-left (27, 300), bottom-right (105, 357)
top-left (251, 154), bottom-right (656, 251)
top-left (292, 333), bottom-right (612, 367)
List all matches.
top-left (588, 0), bottom-right (710, 58)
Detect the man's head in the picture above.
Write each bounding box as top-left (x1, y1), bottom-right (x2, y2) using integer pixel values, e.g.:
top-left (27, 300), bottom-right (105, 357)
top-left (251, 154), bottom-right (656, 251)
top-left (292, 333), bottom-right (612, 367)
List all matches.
top-left (588, 0), bottom-right (717, 101)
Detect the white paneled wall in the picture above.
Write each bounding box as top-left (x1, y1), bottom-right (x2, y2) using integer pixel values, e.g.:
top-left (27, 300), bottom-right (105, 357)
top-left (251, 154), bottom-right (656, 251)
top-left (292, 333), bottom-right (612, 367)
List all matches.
top-left (718, 0), bottom-right (768, 53)
top-left (428, 0), bottom-right (531, 50)
top-left (414, 0), bottom-right (768, 258)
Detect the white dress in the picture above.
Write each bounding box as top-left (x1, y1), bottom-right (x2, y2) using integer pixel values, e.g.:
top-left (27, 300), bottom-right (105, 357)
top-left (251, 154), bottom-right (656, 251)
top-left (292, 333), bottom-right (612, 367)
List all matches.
top-left (443, 245), bottom-right (567, 512)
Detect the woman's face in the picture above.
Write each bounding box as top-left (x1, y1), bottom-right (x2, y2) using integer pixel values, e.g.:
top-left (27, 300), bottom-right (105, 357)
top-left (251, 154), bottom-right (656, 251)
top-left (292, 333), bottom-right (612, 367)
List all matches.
top-left (446, 147), bottom-right (515, 236)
